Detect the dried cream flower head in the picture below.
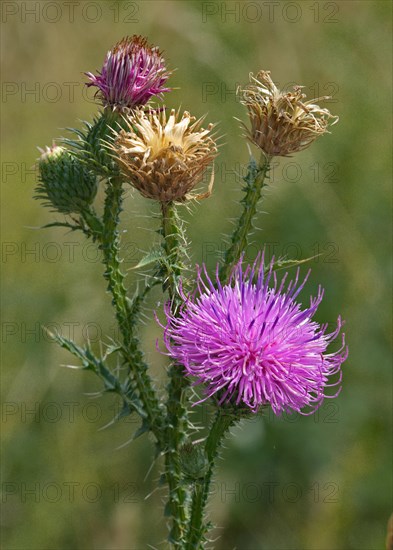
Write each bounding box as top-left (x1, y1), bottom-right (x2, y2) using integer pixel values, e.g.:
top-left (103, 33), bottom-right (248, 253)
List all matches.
top-left (239, 70), bottom-right (338, 157)
top-left (111, 108), bottom-right (218, 203)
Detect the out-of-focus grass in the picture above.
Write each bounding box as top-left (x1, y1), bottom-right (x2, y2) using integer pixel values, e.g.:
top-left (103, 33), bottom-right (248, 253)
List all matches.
top-left (1, 1), bottom-right (391, 549)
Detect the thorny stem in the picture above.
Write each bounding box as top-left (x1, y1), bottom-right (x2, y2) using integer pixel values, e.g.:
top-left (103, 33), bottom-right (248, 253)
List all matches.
top-left (101, 177), bottom-right (165, 446)
top-left (219, 153), bottom-right (271, 283)
top-left (185, 410), bottom-right (238, 549)
top-left (160, 200), bottom-right (190, 546)
top-left (181, 154), bottom-right (271, 545)
top-left (160, 201), bottom-right (184, 310)
top-left (184, 154), bottom-right (271, 546)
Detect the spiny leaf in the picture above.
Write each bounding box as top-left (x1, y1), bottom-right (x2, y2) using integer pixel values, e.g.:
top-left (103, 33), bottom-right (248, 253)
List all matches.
top-left (130, 248), bottom-right (164, 270)
top-left (48, 332), bottom-right (147, 418)
top-left (132, 418), bottom-right (150, 440)
top-left (116, 401), bottom-right (134, 420)
top-left (103, 343), bottom-right (122, 359)
top-left (270, 253), bottom-right (321, 272)
top-left (40, 221), bottom-right (81, 232)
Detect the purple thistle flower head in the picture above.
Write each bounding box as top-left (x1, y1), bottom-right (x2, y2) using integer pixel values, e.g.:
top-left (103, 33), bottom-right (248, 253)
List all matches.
top-left (161, 256), bottom-right (348, 415)
top-left (86, 35), bottom-right (172, 111)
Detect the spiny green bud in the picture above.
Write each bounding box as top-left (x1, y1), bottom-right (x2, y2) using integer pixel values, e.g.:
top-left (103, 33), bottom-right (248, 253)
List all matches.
top-left (66, 109), bottom-right (127, 177)
top-left (83, 110), bottom-right (121, 175)
top-left (35, 145), bottom-right (98, 214)
top-left (179, 441), bottom-right (209, 483)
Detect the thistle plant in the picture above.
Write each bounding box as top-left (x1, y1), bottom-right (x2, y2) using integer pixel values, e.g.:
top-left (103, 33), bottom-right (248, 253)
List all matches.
top-left (34, 35), bottom-right (347, 549)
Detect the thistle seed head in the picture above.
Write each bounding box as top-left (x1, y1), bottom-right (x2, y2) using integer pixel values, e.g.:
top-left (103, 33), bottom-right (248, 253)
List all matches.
top-left (111, 108), bottom-right (218, 203)
top-left (239, 70), bottom-right (338, 157)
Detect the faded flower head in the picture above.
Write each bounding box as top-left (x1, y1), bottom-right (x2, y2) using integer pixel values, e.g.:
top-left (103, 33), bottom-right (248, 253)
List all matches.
top-left (239, 70), bottom-right (338, 157)
top-left (161, 256), bottom-right (347, 415)
top-left (86, 35), bottom-right (171, 111)
top-left (111, 108), bottom-right (218, 202)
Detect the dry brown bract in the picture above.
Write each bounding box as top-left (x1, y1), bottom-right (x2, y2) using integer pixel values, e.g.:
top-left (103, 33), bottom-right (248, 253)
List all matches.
top-left (111, 108), bottom-right (218, 202)
top-left (239, 70), bottom-right (338, 157)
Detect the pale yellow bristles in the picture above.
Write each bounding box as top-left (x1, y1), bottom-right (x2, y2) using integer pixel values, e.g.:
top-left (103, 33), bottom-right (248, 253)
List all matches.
top-left (110, 108), bottom-right (218, 202)
top-left (238, 70), bottom-right (339, 157)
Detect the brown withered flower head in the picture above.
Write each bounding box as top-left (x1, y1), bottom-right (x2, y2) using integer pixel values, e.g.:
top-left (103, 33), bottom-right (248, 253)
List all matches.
top-left (239, 71), bottom-right (338, 157)
top-left (111, 108), bottom-right (218, 203)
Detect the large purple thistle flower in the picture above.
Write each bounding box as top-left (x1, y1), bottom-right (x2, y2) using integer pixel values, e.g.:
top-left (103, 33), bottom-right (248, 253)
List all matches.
top-left (86, 35), bottom-right (171, 110)
top-left (161, 257), bottom-right (347, 415)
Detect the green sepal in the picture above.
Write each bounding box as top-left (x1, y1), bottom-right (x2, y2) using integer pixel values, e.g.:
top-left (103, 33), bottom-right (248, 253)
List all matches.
top-left (64, 109), bottom-right (126, 177)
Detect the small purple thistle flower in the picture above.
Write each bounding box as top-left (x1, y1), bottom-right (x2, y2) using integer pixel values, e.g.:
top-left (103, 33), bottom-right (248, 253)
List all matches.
top-left (86, 35), bottom-right (171, 110)
top-left (161, 256), bottom-right (348, 415)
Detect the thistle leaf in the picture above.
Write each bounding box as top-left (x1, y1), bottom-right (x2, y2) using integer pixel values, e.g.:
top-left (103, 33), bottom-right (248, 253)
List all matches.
top-left (130, 248), bottom-right (164, 270)
top-left (132, 418), bottom-right (150, 440)
top-left (48, 331), bottom-right (146, 418)
top-left (271, 254), bottom-right (321, 272)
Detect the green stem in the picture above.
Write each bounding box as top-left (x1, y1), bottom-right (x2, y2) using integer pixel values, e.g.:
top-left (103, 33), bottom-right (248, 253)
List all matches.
top-left (219, 153), bottom-right (271, 283)
top-left (102, 179), bottom-right (131, 332)
top-left (101, 177), bottom-right (165, 446)
top-left (185, 410), bottom-right (238, 549)
top-left (160, 201), bottom-right (190, 546)
top-left (160, 201), bottom-right (184, 309)
top-left (80, 207), bottom-right (104, 241)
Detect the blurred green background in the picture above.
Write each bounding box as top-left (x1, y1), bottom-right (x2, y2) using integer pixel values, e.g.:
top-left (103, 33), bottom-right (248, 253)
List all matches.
top-left (2, 1), bottom-right (392, 549)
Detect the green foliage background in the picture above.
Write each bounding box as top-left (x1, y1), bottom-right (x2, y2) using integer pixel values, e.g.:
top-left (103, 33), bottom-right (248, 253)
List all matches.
top-left (2, 1), bottom-right (392, 548)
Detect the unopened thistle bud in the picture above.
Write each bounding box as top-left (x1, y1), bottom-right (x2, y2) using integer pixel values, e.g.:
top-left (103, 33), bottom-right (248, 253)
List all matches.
top-left (179, 441), bottom-right (209, 483)
top-left (35, 145), bottom-right (98, 214)
top-left (110, 108), bottom-right (218, 203)
top-left (239, 70), bottom-right (338, 157)
top-left (86, 35), bottom-right (172, 112)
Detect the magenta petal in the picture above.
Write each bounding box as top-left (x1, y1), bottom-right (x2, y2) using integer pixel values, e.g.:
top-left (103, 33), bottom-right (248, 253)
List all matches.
top-left (86, 35), bottom-right (171, 110)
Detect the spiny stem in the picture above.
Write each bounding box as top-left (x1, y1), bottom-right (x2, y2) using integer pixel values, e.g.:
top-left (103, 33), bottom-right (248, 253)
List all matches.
top-left (160, 200), bottom-right (190, 545)
top-left (219, 153), bottom-right (271, 283)
top-left (101, 177), bottom-right (165, 446)
top-left (80, 207), bottom-right (104, 241)
top-left (185, 410), bottom-right (238, 549)
top-left (183, 154), bottom-right (270, 543)
top-left (102, 179), bottom-right (130, 330)
top-left (160, 201), bottom-right (185, 310)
